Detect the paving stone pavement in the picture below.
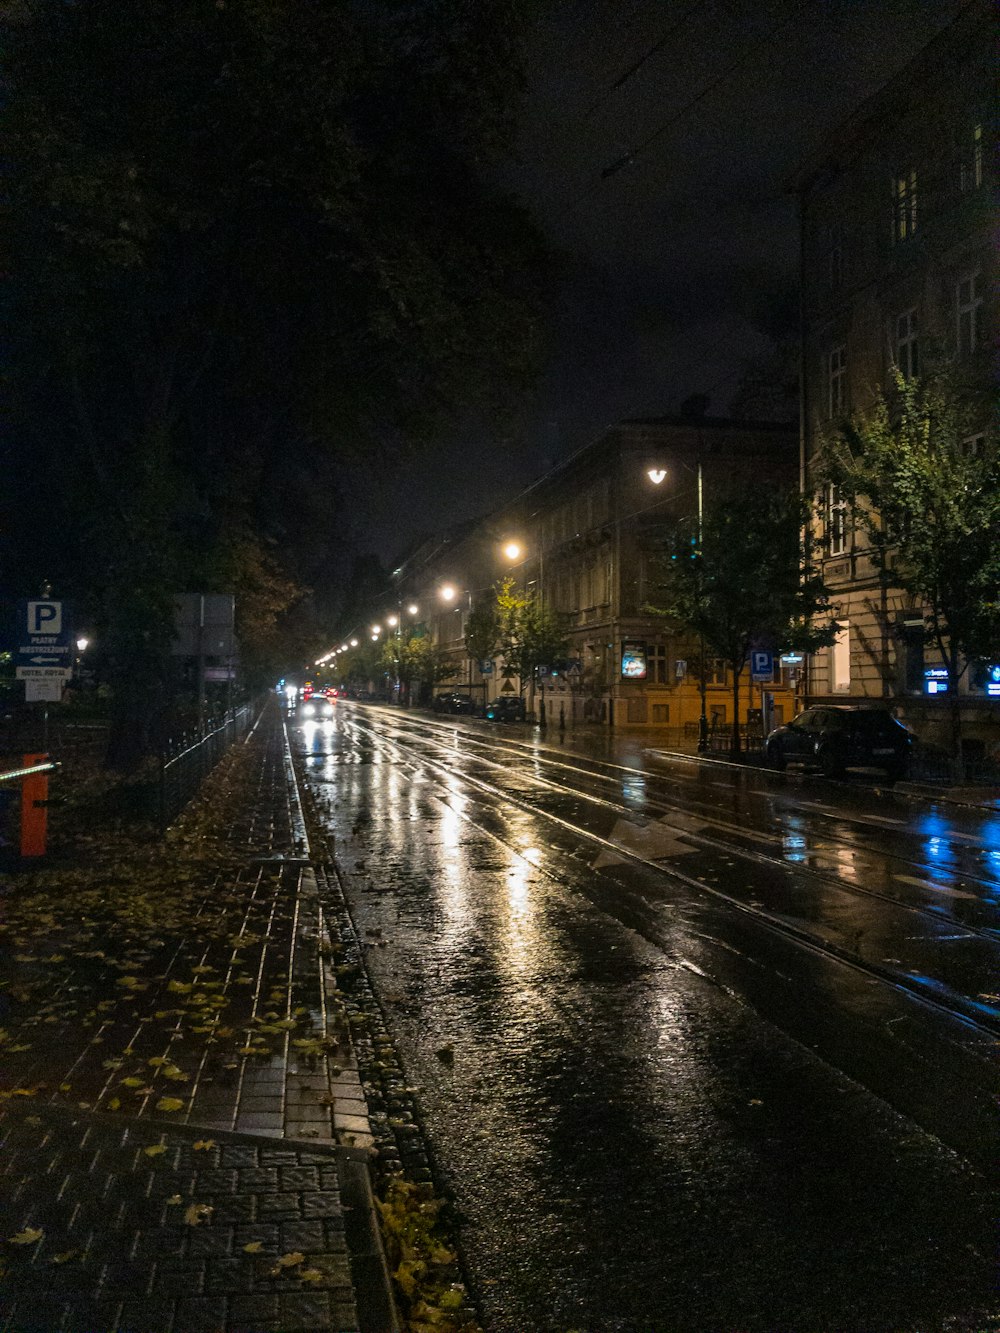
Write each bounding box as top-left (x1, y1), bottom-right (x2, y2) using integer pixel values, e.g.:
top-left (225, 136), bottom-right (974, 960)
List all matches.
top-left (0, 706), bottom-right (397, 1333)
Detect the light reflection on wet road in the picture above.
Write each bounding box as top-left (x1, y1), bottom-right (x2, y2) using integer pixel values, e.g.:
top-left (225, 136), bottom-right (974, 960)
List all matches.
top-left (296, 706), bottom-right (997, 1332)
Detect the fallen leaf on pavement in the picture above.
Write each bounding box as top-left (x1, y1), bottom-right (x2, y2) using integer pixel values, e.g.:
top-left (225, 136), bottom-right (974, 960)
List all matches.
top-left (9, 1228), bottom-right (43, 1245)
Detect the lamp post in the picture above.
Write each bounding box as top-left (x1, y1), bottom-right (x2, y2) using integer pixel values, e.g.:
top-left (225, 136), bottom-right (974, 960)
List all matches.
top-left (647, 458), bottom-right (708, 752)
top-left (439, 584), bottom-right (474, 700)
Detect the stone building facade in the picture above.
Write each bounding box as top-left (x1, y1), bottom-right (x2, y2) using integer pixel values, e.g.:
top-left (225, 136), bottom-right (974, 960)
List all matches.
top-left (394, 414), bottom-right (799, 737)
top-left (791, 0), bottom-right (995, 746)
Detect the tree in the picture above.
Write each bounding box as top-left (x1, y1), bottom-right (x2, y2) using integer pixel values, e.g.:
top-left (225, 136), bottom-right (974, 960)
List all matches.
top-left (493, 577), bottom-right (568, 712)
top-left (649, 489), bottom-right (838, 753)
top-left (4, 0), bottom-right (551, 767)
top-left (821, 369), bottom-right (1000, 775)
top-left (464, 598), bottom-right (501, 671)
top-left (383, 633), bottom-right (458, 705)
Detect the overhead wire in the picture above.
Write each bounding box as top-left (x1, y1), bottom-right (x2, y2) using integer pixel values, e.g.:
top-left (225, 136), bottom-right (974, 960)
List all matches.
top-left (585, 0), bottom-right (713, 115)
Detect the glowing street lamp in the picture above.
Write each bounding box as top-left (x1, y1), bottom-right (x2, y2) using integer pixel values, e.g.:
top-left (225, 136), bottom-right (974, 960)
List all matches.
top-left (503, 541), bottom-right (522, 562)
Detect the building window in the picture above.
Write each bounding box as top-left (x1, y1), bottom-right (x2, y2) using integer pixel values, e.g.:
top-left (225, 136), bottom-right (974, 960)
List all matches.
top-left (831, 622), bottom-right (851, 693)
top-left (828, 344), bottom-right (847, 416)
top-left (961, 124), bottom-right (983, 192)
top-left (957, 271), bottom-right (983, 356)
top-left (706, 659), bottom-right (727, 687)
top-left (901, 619), bottom-right (924, 693)
top-left (626, 698), bottom-right (648, 724)
top-left (894, 309), bottom-right (919, 379)
top-left (648, 645), bottom-right (668, 684)
top-left (892, 170), bottom-right (917, 242)
top-left (825, 483), bottom-right (849, 556)
top-left (652, 703), bottom-right (670, 724)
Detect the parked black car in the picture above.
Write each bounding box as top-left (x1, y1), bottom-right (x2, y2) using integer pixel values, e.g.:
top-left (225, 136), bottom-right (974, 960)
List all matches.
top-left (764, 705), bottom-right (912, 781)
top-left (485, 695), bottom-right (525, 722)
top-left (432, 691), bottom-right (476, 715)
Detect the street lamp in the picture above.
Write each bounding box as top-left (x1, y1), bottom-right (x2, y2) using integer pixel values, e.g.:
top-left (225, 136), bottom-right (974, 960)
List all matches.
top-left (648, 459), bottom-right (708, 752)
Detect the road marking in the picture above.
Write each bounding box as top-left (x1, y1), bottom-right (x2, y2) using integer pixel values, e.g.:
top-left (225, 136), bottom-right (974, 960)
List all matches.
top-left (893, 874), bottom-right (978, 901)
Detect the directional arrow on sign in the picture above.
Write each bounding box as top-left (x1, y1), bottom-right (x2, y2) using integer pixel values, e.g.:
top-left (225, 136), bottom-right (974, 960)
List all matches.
top-left (29, 655), bottom-right (64, 664)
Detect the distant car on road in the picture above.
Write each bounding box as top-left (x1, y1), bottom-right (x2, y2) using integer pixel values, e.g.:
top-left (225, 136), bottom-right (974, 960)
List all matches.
top-left (485, 695), bottom-right (525, 722)
top-left (433, 691), bottom-right (476, 715)
top-left (297, 694), bottom-right (335, 719)
top-left (764, 705), bottom-right (912, 781)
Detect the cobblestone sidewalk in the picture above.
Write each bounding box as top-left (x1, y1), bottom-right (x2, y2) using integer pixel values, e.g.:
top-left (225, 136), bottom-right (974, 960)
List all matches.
top-left (0, 706), bottom-right (396, 1333)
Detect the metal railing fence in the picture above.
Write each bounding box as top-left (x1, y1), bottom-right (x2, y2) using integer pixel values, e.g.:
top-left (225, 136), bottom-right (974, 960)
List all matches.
top-left (156, 705), bottom-right (252, 830)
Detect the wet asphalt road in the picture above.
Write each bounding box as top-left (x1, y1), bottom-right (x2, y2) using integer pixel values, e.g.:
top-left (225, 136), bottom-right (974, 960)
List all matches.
top-left (293, 704), bottom-right (998, 1333)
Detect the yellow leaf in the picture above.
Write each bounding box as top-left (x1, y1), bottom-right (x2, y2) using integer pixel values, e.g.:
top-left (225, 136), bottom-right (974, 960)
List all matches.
top-left (243, 1240), bottom-right (264, 1253)
top-left (167, 981), bottom-right (192, 994)
top-left (50, 1250), bottom-right (79, 1265)
top-left (143, 1144), bottom-right (168, 1157)
top-left (163, 1067), bottom-right (189, 1082)
top-left (107, 1097), bottom-right (121, 1111)
top-left (11, 1087), bottom-right (38, 1098)
top-left (155, 1097), bottom-right (185, 1113)
top-left (121, 1077), bottom-right (144, 1088)
top-left (183, 1203), bottom-right (213, 1227)
top-left (192, 1140), bottom-right (216, 1152)
top-left (59, 1083), bottom-right (71, 1094)
top-left (300, 1267), bottom-right (325, 1284)
top-left (147, 1056), bottom-right (168, 1068)
top-left (9, 1228), bottom-right (43, 1245)
top-left (275, 1251), bottom-right (304, 1269)
top-left (166, 1195), bottom-right (183, 1206)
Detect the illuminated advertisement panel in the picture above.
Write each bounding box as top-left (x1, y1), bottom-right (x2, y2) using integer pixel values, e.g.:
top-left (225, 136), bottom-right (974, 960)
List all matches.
top-left (621, 642), bottom-right (647, 679)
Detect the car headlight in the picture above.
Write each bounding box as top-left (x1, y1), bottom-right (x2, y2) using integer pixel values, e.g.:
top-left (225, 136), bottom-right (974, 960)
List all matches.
top-left (302, 702), bottom-right (315, 716)
top-left (322, 703), bottom-right (334, 716)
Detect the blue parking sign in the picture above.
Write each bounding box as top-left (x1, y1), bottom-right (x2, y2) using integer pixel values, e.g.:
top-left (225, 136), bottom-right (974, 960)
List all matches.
top-left (751, 650), bottom-right (774, 681)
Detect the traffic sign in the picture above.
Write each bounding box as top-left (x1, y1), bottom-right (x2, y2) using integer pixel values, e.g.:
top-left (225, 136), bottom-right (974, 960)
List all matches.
top-left (25, 679), bottom-right (64, 702)
top-left (16, 599), bottom-right (74, 675)
top-left (16, 666), bottom-right (71, 680)
top-left (750, 650), bottom-right (774, 681)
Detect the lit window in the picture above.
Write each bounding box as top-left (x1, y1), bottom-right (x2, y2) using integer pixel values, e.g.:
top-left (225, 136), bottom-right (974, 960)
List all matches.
top-left (825, 483), bottom-right (849, 556)
top-left (828, 344), bottom-right (847, 417)
top-left (892, 170), bottom-right (917, 242)
top-left (831, 622), bottom-right (851, 693)
top-left (961, 124), bottom-right (983, 192)
top-left (957, 271), bottom-right (983, 356)
top-left (895, 309), bottom-right (919, 379)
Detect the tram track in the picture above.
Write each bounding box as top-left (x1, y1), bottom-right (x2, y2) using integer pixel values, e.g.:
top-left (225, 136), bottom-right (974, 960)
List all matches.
top-left (331, 711), bottom-right (1000, 1048)
top-left (342, 709), bottom-right (1000, 942)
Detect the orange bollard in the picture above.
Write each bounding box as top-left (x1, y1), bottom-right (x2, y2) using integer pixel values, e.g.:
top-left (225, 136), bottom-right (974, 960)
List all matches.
top-left (20, 753), bottom-right (48, 858)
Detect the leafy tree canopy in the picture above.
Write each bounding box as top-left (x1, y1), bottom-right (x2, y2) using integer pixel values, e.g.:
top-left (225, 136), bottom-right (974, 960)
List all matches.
top-left (821, 368), bottom-right (1000, 768)
top-left (649, 487), bottom-right (837, 750)
top-left (3, 0), bottom-right (551, 763)
top-left (493, 576), bottom-right (568, 685)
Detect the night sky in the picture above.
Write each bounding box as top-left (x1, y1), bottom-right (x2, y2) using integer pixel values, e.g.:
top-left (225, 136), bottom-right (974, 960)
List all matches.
top-left (345, 0), bottom-right (969, 561)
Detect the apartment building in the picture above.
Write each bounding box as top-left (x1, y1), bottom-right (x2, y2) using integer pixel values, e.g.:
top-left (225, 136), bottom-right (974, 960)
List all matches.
top-left (399, 412), bottom-right (799, 735)
top-left (791, 0), bottom-right (995, 743)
